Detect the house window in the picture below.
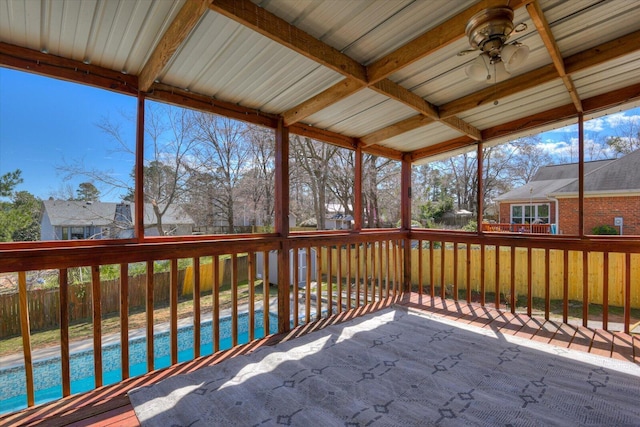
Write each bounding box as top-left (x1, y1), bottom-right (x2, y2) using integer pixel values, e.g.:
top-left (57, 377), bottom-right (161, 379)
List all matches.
top-left (70, 227), bottom-right (86, 239)
top-left (511, 203), bottom-right (550, 224)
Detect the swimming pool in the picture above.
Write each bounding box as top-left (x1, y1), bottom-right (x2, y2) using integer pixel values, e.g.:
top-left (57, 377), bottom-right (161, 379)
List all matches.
top-left (0, 311), bottom-right (278, 414)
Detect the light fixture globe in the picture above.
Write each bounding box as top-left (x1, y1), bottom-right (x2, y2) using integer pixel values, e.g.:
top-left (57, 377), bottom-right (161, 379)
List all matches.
top-left (501, 43), bottom-right (530, 72)
top-left (465, 53), bottom-right (491, 82)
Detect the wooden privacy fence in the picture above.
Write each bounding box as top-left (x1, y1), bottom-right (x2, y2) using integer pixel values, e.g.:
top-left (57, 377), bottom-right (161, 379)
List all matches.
top-left (181, 255), bottom-right (249, 295)
top-left (409, 244), bottom-right (640, 309)
top-left (0, 271), bottom-right (173, 339)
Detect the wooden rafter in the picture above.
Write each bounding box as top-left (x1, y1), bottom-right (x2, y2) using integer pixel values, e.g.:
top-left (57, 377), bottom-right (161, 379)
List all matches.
top-left (138, 0), bottom-right (211, 92)
top-left (526, 0), bottom-right (582, 112)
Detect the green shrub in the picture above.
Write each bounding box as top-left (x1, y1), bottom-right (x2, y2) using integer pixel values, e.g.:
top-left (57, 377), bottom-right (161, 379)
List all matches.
top-left (591, 224), bottom-right (619, 235)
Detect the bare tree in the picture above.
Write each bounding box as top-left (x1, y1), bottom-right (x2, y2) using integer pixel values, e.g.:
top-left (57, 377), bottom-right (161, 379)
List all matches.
top-left (290, 135), bottom-right (338, 230)
top-left (192, 114), bottom-right (250, 234)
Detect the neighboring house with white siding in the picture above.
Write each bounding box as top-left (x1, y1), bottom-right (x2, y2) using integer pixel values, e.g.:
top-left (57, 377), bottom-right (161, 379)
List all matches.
top-left (40, 200), bottom-right (195, 240)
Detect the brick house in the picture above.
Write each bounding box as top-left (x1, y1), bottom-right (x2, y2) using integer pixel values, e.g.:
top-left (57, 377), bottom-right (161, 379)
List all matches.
top-left (495, 149), bottom-right (640, 235)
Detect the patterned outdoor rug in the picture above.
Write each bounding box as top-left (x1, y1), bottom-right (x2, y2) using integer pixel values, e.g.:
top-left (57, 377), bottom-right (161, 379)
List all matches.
top-left (129, 307), bottom-right (640, 426)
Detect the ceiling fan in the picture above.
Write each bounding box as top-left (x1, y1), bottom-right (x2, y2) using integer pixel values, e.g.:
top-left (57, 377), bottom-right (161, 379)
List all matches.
top-left (459, 6), bottom-right (529, 82)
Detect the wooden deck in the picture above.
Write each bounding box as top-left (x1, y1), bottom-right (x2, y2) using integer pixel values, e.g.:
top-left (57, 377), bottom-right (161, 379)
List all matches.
top-left (2, 293), bottom-right (638, 427)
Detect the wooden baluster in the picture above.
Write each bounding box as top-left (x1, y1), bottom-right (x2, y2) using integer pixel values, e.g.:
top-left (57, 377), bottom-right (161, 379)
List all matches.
top-left (440, 242), bottom-right (446, 300)
top-left (527, 247), bottom-right (532, 317)
top-left (91, 266), bottom-right (103, 387)
top-left (316, 246), bottom-right (322, 320)
top-left (563, 251), bottom-right (569, 324)
top-left (378, 240), bottom-right (383, 301)
top-left (249, 252), bottom-right (256, 339)
top-left (293, 248), bottom-right (299, 326)
top-left (146, 261), bottom-right (154, 372)
top-left (355, 244), bottom-right (361, 307)
top-left (18, 271), bottom-right (34, 406)
top-left (418, 240), bottom-right (423, 296)
top-left (213, 255), bottom-right (220, 353)
top-left (120, 263), bottom-right (130, 379)
top-left (363, 242), bottom-right (368, 305)
top-left (193, 258), bottom-right (201, 358)
top-left (480, 244), bottom-right (486, 306)
top-left (305, 247), bottom-right (311, 323)
top-left (429, 241), bottom-right (435, 297)
top-left (346, 244), bottom-right (352, 309)
top-left (624, 253), bottom-right (631, 334)
top-left (327, 246), bottom-right (333, 316)
top-left (495, 246), bottom-right (501, 310)
top-left (453, 243), bottom-right (458, 301)
top-left (510, 247), bottom-right (516, 314)
top-left (170, 259), bottom-right (178, 365)
top-left (582, 251), bottom-right (589, 328)
top-left (263, 251), bottom-right (269, 335)
top-left (544, 248), bottom-right (550, 321)
top-left (466, 244), bottom-right (471, 304)
top-left (336, 246), bottom-right (342, 313)
top-left (603, 252), bottom-right (609, 331)
top-left (60, 269), bottom-right (70, 396)
top-left (232, 253), bottom-right (239, 345)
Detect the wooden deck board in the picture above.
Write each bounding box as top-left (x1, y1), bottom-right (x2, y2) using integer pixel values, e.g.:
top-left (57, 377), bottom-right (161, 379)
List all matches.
top-left (2, 293), bottom-right (637, 427)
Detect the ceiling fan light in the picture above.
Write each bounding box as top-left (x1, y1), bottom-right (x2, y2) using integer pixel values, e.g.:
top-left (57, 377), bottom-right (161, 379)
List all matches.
top-left (492, 60), bottom-right (510, 82)
top-left (465, 53), bottom-right (492, 82)
top-left (501, 43), bottom-right (529, 72)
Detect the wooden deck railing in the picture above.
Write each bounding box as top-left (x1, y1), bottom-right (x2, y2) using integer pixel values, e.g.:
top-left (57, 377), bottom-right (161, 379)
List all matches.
top-left (409, 231), bottom-right (639, 334)
top-left (0, 232), bottom-right (404, 412)
top-left (482, 222), bottom-right (551, 234)
top-left (2, 230), bottom-right (639, 414)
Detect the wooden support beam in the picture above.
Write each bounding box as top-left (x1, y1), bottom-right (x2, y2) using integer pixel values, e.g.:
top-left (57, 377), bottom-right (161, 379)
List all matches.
top-left (209, 0), bottom-right (367, 83)
top-left (283, 78), bottom-right (365, 126)
top-left (526, 0), bottom-right (582, 112)
top-left (366, 0), bottom-right (528, 83)
top-left (0, 42), bottom-right (137, 95)
top-left (138, 0), bottom-right (210, 92)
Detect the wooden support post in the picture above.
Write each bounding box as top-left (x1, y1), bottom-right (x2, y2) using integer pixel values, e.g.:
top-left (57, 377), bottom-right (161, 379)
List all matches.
top-left (275, 119), bottom-right (291, 333)
top-left (354, 144), bottom-right (363, 231)
top-left (401, 153), bottom-right (412, 292)
top-left (135, 92), bottom-right (145, 240)
top-left (578, 113), bottom-right (585, 237)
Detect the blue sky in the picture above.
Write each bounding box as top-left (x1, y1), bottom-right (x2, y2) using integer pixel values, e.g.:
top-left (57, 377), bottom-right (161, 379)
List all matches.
top-left (1, 67), bottom-right (639, 201)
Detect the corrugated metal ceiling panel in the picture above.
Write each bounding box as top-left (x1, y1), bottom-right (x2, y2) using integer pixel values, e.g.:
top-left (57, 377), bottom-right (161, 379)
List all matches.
top-left (254, 0), bottom-right (475, 65)
top-left (459, 80), bottom-right (572, 130)
top-left (383, 121), bottom-right (464, 153)
top-left (160, 11), bottom-right (342, 113)
top-left (0, 0), bottom-right (185, 73)
top-left (544, 0), bottom-right (640, 57)
top-left (573, 54), bottom-right (640, 100)
top-left (305, 89), bottom-right (417, 137)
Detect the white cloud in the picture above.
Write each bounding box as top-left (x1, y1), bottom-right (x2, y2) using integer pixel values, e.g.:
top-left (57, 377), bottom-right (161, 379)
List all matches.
top-left (584, 117), bottom-right (604, 132)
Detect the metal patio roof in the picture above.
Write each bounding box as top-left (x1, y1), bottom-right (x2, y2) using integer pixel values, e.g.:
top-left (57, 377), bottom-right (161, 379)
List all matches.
top-left (1, 0), bottom-right (639, 162)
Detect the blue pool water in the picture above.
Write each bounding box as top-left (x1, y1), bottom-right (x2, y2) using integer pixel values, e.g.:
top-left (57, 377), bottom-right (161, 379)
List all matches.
top-left (0, 311), bottom-right (278, 414)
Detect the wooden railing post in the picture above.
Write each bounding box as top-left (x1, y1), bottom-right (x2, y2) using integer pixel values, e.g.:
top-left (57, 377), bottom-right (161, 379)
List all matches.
top-left (275, 118), bottom-right (291, 333)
